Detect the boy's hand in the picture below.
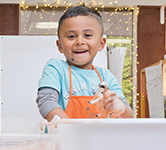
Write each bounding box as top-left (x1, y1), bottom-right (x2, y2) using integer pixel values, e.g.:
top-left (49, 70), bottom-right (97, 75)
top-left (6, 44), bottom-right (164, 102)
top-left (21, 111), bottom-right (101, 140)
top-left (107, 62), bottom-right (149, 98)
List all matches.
top-left (99, 89), bottom-right (125, 118)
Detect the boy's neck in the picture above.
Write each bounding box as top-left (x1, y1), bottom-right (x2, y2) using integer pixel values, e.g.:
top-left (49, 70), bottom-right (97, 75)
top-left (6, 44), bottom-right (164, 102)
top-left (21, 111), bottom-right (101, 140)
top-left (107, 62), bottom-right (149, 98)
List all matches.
top-left (67, 61), bottom-right (93, 70)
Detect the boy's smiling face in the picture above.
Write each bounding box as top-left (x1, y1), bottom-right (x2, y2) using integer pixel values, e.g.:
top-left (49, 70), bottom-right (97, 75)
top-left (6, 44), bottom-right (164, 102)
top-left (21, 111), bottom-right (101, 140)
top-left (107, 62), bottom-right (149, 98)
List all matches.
top-left (56, 15), bottom-right (106, 70)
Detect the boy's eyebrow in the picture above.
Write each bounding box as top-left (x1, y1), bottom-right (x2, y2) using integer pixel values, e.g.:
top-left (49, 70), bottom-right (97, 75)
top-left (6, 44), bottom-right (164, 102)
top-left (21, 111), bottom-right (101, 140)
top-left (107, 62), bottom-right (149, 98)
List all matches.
top-left (64, 30), bottom-right (76, 35)
top-left (65, 30), bottom-right (76, 33)
top-left (65, 29), bottom-right (95, 34)
top-left (83, 29), bottom-right (95, 32)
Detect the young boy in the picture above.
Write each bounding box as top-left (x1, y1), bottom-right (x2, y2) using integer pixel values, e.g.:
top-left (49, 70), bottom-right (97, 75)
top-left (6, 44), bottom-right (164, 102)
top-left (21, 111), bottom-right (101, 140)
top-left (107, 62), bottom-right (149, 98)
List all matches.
top-left (36, 5), bottom-right (133, 121)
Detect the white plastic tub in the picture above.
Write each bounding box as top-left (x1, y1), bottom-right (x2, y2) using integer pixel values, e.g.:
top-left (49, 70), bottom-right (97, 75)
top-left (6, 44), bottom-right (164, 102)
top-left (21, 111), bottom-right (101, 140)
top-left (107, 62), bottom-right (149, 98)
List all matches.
top-left (0, 134), bottom-right (58, 150)
top-left (57, 118), bottom-right (166, 150)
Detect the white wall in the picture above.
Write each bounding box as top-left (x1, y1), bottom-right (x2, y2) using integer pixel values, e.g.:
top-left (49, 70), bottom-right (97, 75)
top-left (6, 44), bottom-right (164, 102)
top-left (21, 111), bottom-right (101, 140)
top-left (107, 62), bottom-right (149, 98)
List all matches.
top-left (0, 36), bottom-right (65, 133)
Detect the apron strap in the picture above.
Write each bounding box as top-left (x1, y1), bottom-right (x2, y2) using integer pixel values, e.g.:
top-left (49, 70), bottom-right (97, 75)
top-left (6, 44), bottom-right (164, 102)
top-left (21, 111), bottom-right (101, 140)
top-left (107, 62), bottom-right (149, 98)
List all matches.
top-left (92, 65), bottom-right (103, 82)
top-left (68, 64), bottom-right (103, 97)
top-left (69, 64), bottom-right (72, 97)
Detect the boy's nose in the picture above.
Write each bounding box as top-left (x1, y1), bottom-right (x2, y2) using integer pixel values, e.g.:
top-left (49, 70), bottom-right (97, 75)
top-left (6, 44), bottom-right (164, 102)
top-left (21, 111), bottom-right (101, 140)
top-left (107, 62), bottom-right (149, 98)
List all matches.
top-left (76, 37), bottom-right (85, 46)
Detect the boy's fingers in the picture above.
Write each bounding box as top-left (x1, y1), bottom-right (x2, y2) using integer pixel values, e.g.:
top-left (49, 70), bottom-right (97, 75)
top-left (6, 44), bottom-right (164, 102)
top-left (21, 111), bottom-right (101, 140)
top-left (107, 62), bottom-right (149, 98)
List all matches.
top-left (104, 101), bottom-right (114, 112)
top-left (103, 90), bottom-right (116, 99)
top-left (102, 96), bottom-right (115, 108)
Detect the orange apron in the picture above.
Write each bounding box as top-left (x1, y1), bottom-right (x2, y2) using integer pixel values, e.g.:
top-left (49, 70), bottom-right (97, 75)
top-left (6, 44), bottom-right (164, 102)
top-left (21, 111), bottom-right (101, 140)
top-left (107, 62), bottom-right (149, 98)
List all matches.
top-left (65, 64), bottom-right (103, 118)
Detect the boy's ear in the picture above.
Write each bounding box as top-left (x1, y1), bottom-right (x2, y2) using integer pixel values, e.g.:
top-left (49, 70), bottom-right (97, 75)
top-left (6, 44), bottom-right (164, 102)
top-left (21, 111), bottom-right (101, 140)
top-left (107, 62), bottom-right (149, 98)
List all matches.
top-left (98, 37), bottom-right (106, 52)
top-left (56, 40), bottom-right (63, 53)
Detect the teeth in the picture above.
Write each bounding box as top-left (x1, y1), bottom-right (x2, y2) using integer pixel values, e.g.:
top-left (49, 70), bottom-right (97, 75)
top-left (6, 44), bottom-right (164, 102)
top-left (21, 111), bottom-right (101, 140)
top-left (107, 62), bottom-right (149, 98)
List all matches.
top-left (74, 50), bottom-right (87, 53)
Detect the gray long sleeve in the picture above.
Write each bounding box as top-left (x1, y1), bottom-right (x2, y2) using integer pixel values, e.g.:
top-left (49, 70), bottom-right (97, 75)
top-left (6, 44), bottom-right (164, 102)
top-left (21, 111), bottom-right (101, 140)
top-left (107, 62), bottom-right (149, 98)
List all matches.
top-left (36, 87), bottom-right (61, 118)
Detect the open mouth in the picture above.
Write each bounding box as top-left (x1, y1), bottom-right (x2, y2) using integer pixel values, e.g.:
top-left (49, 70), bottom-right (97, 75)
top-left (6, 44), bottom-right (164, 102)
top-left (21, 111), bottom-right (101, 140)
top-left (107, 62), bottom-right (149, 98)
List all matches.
top-left (73, 50), bottom-right (88, 53)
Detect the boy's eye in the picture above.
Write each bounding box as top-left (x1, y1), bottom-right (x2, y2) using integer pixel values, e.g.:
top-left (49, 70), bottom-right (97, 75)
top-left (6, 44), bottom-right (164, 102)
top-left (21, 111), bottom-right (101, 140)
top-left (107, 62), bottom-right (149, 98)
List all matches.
top-left (67, 35), bottom-right (76, 39)
top-left (85, 34), bottom-right (92, 38)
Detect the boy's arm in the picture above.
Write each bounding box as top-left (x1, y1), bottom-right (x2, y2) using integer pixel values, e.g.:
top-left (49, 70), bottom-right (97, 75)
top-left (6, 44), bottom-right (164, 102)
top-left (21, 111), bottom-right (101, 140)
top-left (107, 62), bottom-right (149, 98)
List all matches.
top-left (36, 87), bottom-right (69, 121)
top-left (118, 106), bottom-right (133, 118)
top-left (46, 108), bottom-right (69, 122)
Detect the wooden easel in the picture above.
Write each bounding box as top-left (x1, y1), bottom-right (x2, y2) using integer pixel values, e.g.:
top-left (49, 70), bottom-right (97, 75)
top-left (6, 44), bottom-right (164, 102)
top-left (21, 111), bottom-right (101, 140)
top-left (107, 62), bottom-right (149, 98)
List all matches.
top-left (140, 59), bottom-right (166, 118)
